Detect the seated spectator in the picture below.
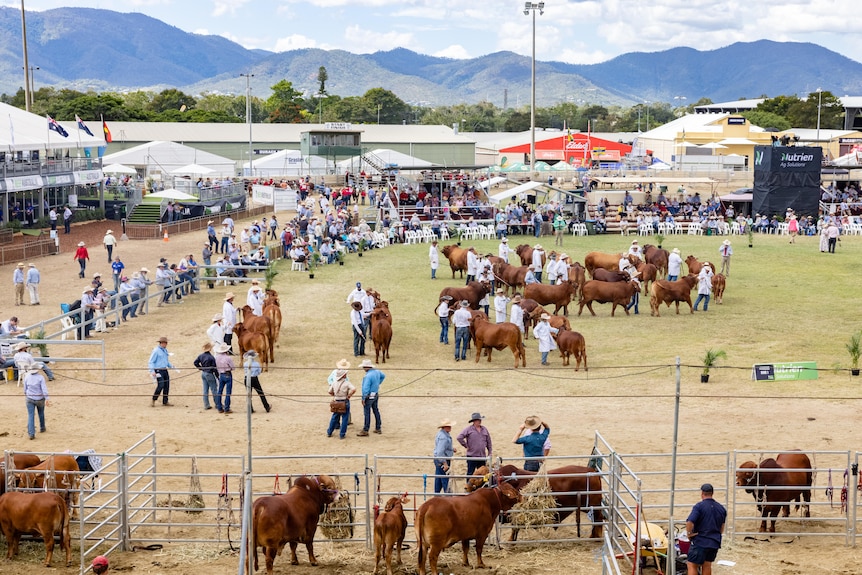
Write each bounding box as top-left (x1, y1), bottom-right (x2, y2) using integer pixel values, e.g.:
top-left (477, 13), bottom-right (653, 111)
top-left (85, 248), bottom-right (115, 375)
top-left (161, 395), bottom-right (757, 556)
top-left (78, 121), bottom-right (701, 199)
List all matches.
top-left (0, 316), bottom-right (26, 338)
top-left (320, 239), bottom-right (334, 264)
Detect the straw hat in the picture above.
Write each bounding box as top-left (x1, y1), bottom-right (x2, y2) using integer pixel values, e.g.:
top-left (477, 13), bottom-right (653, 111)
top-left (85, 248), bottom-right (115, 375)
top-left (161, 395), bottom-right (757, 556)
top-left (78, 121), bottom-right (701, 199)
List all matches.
top-left (524, 415), bottom-right (542, 430)
top-left (16, 262), bottom-right (23, 268)
top-left (77, 241), bottom-right (86, 247)
top-left (540, 313), bottom-right (551, 320)
top-left (672, 248), bottom-right (680, 254)
top-left (212, 313), bottom-right (223, 322)
top-left (336, 359), bottom-right (351, 370)
top-left (157, 336), bottom-right (168, 344)
top-left (224, 292), bottom-right (235, 301)
top-left (438, 419), bottom-right (457, 428)
top-left (213, 342), bottom-right (230, 353)
top-left (360, 359), bottom-right (375, 369)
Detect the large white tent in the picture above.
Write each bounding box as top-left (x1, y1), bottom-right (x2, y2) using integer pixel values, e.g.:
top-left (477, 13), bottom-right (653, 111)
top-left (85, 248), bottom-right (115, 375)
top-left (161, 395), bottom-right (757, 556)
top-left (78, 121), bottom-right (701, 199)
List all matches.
top-left (243, 149), bottom-right (332, 177)
top-left (101, 141), bottom-right (235, 176)
top-left (336, 148), bottom-right (435, 174)
top-left (0, 102), bottom-right (105, 152)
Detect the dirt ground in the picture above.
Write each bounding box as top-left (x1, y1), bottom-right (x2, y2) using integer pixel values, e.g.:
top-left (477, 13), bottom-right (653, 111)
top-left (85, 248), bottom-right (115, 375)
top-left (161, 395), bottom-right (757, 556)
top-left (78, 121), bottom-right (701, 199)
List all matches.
top-left (0, 214), bottom-right (861, 575)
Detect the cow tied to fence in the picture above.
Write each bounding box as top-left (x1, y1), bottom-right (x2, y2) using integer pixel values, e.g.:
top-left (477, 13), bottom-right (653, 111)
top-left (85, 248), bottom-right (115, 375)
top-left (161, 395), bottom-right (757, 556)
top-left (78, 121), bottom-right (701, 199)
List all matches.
top-left (373, 494), bottom-right (409, 575)
top-left (0, 491), bottom-right (71, 567)
top-left (736, 451), bottom-right (813, 533)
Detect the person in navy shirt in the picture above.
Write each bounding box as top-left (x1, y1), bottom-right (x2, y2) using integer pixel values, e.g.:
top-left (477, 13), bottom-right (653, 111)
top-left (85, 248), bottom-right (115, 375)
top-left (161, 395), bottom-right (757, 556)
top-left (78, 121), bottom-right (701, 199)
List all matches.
top-left (513, 416), bottom-right (550, 471)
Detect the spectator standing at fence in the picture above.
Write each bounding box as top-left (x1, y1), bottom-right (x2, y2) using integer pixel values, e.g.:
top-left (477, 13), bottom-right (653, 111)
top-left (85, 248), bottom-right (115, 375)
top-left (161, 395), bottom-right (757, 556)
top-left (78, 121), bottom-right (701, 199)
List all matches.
top-left (103, 229), bottom-right (117, 263)
top-left (513, 416), bottom-right (549, 472)
top-left (202, 243), bottom-right (213, 267)
top-left (206, 220), bottom-right (218, 252)
top-left (457, 413), bottom-right (493, 475)
top-left (111, 256), bottom-right (125, 293)
top-left (242, 350), bottom-right (271, 413)
top-left (23, 361), bottom-right (50, 440)
top-left (25, 263), bottom-right (40, 306)
top-left (433, 419), bottom-right (457, 493)
top-left (356, 359), bottom-right (384, 436)
top-left (118, 276), bottom-right (137, 321)
top-left (213, 342), bottom-right (234, 414)
top-left (148, 336), bottom-right (175, 407)
top-left (74, 242), bottom-right (89, 279)
top-left (685, 483), bottom-right (727, 575)
top-left (194, 342), bottom-right (219, 411)
top-left (13, 262), bottom-right (25, 306)
top-left (63, 205), bottom-right (72, 234)
top-left (269, 215), bottom-right (278, 241)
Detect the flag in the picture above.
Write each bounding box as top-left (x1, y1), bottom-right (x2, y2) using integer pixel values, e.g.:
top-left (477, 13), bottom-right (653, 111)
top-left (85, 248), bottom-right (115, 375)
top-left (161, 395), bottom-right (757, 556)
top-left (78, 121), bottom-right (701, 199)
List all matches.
top-left (102, 119), bottom-right (112, 143)
top-left (47, 114), bottom-right (69, 138)
top-left (76, 115), bottom-right (94, 137)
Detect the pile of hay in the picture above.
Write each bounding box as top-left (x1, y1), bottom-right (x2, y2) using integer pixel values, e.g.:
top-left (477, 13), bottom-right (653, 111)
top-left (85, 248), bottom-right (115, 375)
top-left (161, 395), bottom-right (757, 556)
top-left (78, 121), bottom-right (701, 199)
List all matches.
top-left (509, 471), bottom-right (558, 530)
top-left (319, 479), bottom-right (354, 540)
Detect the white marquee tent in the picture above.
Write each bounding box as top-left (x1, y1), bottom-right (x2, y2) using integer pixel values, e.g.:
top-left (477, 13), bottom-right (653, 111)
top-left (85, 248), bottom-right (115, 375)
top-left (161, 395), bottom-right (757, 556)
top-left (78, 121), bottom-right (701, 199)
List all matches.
top-left (101, 141), bottom-right (235, 176)
top-left (0, 102), bottom-right (105, 152)
top-left (243, 149), bottom-right (332, 177)
top-left (336, 148), bottom-right (435, 174)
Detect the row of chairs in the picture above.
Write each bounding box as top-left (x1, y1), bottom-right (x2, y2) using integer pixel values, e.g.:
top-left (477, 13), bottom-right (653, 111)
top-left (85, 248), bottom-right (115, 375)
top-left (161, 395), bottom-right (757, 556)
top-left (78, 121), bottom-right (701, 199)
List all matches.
top-left (458, 224), bottom-right (495, 241)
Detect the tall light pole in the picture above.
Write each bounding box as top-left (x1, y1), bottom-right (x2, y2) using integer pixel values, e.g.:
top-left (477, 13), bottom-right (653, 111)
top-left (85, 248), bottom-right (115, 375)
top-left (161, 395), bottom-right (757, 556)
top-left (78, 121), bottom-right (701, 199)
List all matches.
top-left (20, 65), bottom-right (38, 110)
top-left (816, 88), bottom-right (823, 143)
top-left (645, 100), bottom-right (651, 132)
top-left (524, 1), bottom-right (544, 177)
top-left (20, 0), bottom-right (31, 112)
top-left (240, 73), bottom-right (254, 177)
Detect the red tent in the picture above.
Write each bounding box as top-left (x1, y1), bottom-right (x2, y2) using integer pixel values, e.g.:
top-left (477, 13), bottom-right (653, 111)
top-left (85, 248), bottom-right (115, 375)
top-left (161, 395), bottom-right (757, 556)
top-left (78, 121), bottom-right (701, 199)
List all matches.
top-left (500, 133), bottom-right (632, 164)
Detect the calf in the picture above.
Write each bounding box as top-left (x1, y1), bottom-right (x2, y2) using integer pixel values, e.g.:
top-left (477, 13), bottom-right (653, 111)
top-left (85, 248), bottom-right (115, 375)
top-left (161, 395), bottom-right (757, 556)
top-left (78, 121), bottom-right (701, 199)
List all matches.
top-left (416, 482), bottom-right (521, 575)
top-left (234, 322), bottom-right (270, 371)
top-left (240, 305), bottom-right (275, 362)
top-left (649, 275), bottom-right (698, 316)
top-left (712, 273), bottom-right (726, 304)
top-left (524, 280), bottom-right (578, 315)
top-left (16, 454), bottom-right (80, 518)
top-left (374, 494), bottom-right (409, 575)
top-left (371, 307), bottom-right (393, 364)
top-left (0, 491), bottom-right (71, 567)
top-left (554, 330), bottom-right (588, 371)
top-left (0, 453), bottom-right (41, 494)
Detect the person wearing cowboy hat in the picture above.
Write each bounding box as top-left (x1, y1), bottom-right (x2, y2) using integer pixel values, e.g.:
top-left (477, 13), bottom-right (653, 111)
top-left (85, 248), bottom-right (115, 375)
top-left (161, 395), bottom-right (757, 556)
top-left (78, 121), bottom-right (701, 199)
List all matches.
top-left (246, 280), bottom-right (265, 317)
top-left (13, 262), bottom-right (27, 306)
top-left (74, 241), bottom-right (90, 279)
top-left (624, 271), bottom-right (642, 315)
top-left (13, 340), bottom-right (54, 381)
top-left (350, 301), bottom-right (366, 357)
top-left (79, 287), bottom-right (97, 339)
top-left (103, 229), bottom-right (117, 264)
top-left (627, 239), bottom-right (642, 259)
top-left (457, 412), bottom-right (492, 475)
top-left (210, 342), bottom-right (235, 413)
top-left (668, 248), bottom-right (683, 281)
top-left (465, 246), bottom-right (479, 285)
top-left (524, 264), bottom-right (539, 286)
top-left (531, 244), bottom-right (545, 283)
top-left (433, 418), bottom-right (458, 493)
top-left (222, 293), bottom-right (238, 352)
top-left (22, 361), bottom-right (50, 440)
top-left (429, 238), bottom-right (439, 280)
top-left (25, 262), bottom-right (40, 306)
top-left (718, 240), bottom-right (733, 276)
top-left (618, 252), bottom-right (638, 280)
top-left (498, 236), bottom-right (513, 263)
top-left (148, 337), bottom-right (175, 407)
top-left (693, 262), bottom-right (714, 312)
top-left (509, 294), bottom-right (525, 334)
top-left (513, 416), bottom-right (550, 472)
top-left (493, 288), bottom-right (511, 324)
top-left (533, 313), bottom-right (559, 365)
top-left (327, 359), bottom-right (356, 439)
top-left (436, 295), bottom-right (453, 344)
top-left (193, 342), bottom-right (219, 410)
top-left (356, 359), bottom-right (385, 436)
top-left (243, 350), bottom-right (271, 413)
top-left (206, 219), bottom-right (218, 252)
top-left (452, 300), bottom-right (473, 362)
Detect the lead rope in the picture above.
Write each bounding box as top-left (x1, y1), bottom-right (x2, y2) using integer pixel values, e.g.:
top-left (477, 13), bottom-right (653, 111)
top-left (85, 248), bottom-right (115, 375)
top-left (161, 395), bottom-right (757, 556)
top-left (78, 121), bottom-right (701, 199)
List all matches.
top-left (826, 469), bottom-right (834, 508)
top-left (841, 469), bottom-right (849, 514)
top-left (273, 473), bottom-right (281, 495)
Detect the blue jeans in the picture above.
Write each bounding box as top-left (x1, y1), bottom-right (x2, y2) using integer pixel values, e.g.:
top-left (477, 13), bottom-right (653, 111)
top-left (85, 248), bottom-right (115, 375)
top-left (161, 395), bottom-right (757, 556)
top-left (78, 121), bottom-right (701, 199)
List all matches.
top-left (362, 395), bottom-right (380, 432)
top-left (541, 351), bottom-right (549, 364)
top-left (201, 372), bottom-right (218, 409)
top-left (535, 272), bottom-right (543, 283)
top-left (327, 400), bottom-right (350, 438)
top-left (454, 327), bottom-right (470, 360)
top-left (26, 398), bottom-right (46, 437)
top-left (439, 317), bottom-right (449, 343)
top-left (353, 327), bottom-right (365, 356)
top-left (120, 295), bottom-right (135, 320)
top-left (431, 266), bottom-right (436, 279)
top-left (694, 294), bottom-right (710, 311)
top-left (434, 461), bottom-right (450, 493)
top-left (667, 275), bottom-right (678, 281)
top-left (217, 372), bottom-right (233, 411)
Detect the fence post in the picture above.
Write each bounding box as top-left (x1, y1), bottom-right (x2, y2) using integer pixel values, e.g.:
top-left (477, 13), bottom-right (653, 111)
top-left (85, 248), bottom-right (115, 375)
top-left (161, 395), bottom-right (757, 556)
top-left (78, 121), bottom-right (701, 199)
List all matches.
top-left (119, 452), bottom-right (130, 551)
top-left (364, 455), bottom-right (372, 549)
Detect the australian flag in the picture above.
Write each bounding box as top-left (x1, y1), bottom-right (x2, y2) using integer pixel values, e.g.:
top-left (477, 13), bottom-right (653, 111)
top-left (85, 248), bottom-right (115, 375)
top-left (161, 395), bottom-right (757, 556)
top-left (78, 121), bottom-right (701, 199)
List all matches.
top-left (76, 115), bottom-right (94, 137)
top-left (47, 114), bottom-right (69, 138)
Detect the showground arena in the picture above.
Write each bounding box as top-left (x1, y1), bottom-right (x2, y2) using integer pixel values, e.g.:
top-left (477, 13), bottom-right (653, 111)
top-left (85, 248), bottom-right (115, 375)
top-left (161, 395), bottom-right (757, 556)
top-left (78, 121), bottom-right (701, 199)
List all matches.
top-left (1, 212), bottom-right (862, 574)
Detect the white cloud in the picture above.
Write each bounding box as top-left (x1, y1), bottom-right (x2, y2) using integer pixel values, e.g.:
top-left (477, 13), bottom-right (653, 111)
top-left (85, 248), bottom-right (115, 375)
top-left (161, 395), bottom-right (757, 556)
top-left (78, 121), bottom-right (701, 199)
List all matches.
top-left (211, 0), bottom-right (252, 17)
top-left (274, 34), bottom-right (320, 52)
top-left (433, 45), bottom-right (470, 59)
top-left (342, 24), bottom-right (414, 53)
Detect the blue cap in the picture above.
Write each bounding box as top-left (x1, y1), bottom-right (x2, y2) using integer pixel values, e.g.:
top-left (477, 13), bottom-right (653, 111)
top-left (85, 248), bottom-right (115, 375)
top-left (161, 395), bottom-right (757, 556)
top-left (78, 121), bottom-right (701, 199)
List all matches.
top-left (356, 282), bottom-right (361, 288)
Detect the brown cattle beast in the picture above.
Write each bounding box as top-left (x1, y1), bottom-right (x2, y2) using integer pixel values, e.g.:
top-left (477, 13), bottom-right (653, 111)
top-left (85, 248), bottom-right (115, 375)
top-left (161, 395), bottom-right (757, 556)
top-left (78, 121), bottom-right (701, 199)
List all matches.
top-left (712, 273), bottom-right (726, 304)
top-left (471, 316), bottom-right (526, 368)
top-left (252, 475), bottom-right (338, 574)
top-left (234, 322), bottom-right (270, 371)
top-left (371, 307), bottom-right (393, 364)
top-left (493, 262), bottom-right (530, 296)
top-left (685, 255), bottom-right (715, 276)
top-left (515, 244), bottom-right (545, 268)
top-left (642, 244), bottom-right (669, 276)
top-left (241, 305), bottom-right (276, 362)
top-left (584, 251), bottom-right (625, 277)
top-left (553, 330), bottom-right (587, 371)
top-left (634, 262), bottom-right (658, 295)
top-left (441, 245), bottom-right (469, 278)
top-left (570, 261), bottom-right (586, 299)
top-left (736, 452), bottom-right (812, 533)
top-left (0, 453), bottom-right (42, 494)
top-left (0, 491), bottom-right (71, 566)
top-left (524, 280), bottom-right (578, 315)
top-left (262, 293), bottom-right (282, 351)
top-left (578, 280), bottom-right (639, 316)
top-left (17, 454), bottom-right (80, 517)
top-left (591, 269), bottom-right (629, 283)
top-left (374, 494), bottom-right (409, 575)
top-left (518, 298), bottom-right (542, 337)
top-left (649, 275), bottom-right (697, 316)
top-left (416, 482), bottom-right (521, 575)
top-left (439, 281), bottom-right (490, 310)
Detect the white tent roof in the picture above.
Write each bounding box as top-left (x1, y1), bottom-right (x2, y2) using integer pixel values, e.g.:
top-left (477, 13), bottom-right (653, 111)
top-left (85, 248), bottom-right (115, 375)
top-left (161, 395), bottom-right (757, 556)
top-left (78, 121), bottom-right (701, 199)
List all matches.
top-left (478, 176), bottom-right (507, 189)
top-left (244, 149), bottom-right (332, 174)
top-left (337, 148), bottom-right (435, 173)
top-left (102, 141), bottom-right (235, 176)
top-left (489, 181), bottom-right (545, 204)
top-left (0, 102), bottom-right (106, 152)
top-left (832, 151), bottom-right (862, 167)
top-left (146, 189), bottom-right (199, 201)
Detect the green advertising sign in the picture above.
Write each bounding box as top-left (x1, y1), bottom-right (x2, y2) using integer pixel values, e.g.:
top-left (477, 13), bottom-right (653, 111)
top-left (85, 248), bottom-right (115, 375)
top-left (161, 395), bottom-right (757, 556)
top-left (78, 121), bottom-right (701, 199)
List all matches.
top-left (752, 362), bottom-right (818, 381)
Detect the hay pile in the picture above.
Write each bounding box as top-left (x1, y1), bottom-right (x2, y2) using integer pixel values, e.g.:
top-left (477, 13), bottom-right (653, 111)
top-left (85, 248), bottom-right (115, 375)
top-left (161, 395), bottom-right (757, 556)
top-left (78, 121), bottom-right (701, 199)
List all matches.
top-left (319, 479), bottom-right (354, 540)
top-left (509, 470), bottom-right (558, 530)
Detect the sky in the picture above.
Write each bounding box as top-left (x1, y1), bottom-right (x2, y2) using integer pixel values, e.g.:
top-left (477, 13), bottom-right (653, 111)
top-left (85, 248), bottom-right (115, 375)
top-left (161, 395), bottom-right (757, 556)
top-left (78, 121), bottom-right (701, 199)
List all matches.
top-left (13, 0), bottom-right (862, 65)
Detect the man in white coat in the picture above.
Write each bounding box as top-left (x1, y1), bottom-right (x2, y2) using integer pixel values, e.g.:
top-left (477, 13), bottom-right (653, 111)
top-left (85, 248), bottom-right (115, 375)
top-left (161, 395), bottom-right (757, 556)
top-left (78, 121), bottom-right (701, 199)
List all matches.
top-left (509, 294), bottom-right (525, 335)
top-left (531, 244), bottom-right (545, 283)
top-left (532, 313), bottom-right (559, 365)
top-left (207, 314), bottom-right (224, 348)
top-left (667, 248), bottom-right (683, 281)
top-left (429, 240), bottom-right (440, 279)
top-left (498, 237), bottom-right (513, 263)
top-left (246, 281), bottom-right (265, 316)
top-left (466, 247), bottom-right (479, 284)
top-left (222, 292), bottom-right (237, 351)
top-left (493, 289), bottom-right (510, 323)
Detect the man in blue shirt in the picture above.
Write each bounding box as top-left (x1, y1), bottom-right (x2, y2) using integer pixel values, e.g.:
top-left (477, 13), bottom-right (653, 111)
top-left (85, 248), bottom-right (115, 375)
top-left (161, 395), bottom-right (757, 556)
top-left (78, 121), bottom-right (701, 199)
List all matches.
top-left (433, 419), bottom-right (456, 493)
top-left (513, 416), bottom-right (550, 471)
top-left (148, 336), bottom-right (175, 407)
top-left (685, 483), bottom-right (727, 575)
top-left (356, 359), bottom-right (385, 436)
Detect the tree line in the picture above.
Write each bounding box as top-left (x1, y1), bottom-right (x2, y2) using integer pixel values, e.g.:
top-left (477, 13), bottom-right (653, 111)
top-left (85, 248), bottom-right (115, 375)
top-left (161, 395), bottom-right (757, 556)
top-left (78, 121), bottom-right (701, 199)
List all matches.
top-left (0, 67), bottom-right (845, 134)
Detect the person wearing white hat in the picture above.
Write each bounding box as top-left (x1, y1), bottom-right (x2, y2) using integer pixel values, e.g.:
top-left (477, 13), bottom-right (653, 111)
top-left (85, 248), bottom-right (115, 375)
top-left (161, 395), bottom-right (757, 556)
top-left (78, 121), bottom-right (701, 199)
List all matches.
top-left (509, 294), bottom-right (525, 334)
top-left (465, 246), bottom-right (479, 285)
top-left (206, 220), bottom-right (218, 252)
top-left (356, 359), bottom-right (384, 436)
top-left (103, 229), bottom-right (117, 263)
top-left (513, 416), bottom-right (550, 472)
top-left (246, 280), bottom-right (265, 317)
top-left (524, 265), bottom-right (539, 285)
top-left (14, 341), bottom-right (54, 381)
top-left (193, 342), bottom-right (219, 410)
top-left (531, 244), bottom-right (545, 283)
top-left (327, 359), bottom-right (356, 439)
top-left (74, 241), bottom-right (90, 279)
top-left (429, 239), bottom-right (439, 280)
top-left (25, 263), bottom-right (40, 305)
top-left (433, 419), bottom-right (458, 493)
top-left (206, 314), bottom-right (224, 348)
top-left (213, 342), bottom-right (235, 413)
top-left (148, 337), bottom-right (175, 407)
top-left (627, 239), bottom-right (642, 259)
top-left (718, 240), bottom-right (733, 276)
top-left (668, 248), bottom-right (683, 281)
top-left (23, 361), bottom-right (50, 440)
top-left (498, 236), bottom-right (513, 263)
top-left (533, 313), bottom-right (559, 365)
top-left (222, 293), bottom-right (237, 352)
top-left (493, 288), bottom-right (510, 324)
top-left (13, 262), bottom-right (25, 306)
top-left (693, 264), bottom-right (714, 312)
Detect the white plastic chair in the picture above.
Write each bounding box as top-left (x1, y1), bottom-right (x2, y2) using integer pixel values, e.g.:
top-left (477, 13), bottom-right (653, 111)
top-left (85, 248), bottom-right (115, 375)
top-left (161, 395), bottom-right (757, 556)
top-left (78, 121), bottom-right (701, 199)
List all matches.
top-left (638, 224), bottom-right (653, 236)
top-left (687, 223), bottom-right (702, 235)
top-left (290, 260), bottom-right (305, 272)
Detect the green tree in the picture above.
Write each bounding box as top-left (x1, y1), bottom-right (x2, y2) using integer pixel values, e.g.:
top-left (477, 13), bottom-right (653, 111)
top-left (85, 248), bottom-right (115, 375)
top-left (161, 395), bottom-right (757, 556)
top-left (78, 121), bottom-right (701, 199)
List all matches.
top-left (741, 110), bottom-right (791, 131)
top-left (363, 88), bottom-right (409, 124)
top-left (756, 95), bottom-right (802, 119)
top-left (266, 79), bottom-right (304, 123)
top-left (148, 89), bottom-right (196, 114)
top-left (786, 90), bottom-right (843, 129)
top-left (317, 66), bottom-right (328, 95)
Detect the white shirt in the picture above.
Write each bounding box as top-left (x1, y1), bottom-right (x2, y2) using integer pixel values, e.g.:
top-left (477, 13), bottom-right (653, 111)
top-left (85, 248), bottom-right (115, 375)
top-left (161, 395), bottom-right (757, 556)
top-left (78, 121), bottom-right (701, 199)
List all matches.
top-left (533, 321), bottom-right (558, 352)
top-left (498, 243), bottom-right (511, 262)
top-left (509, 304), bottom-right (524, 333)
top-left (668, 253), bottom-right (683, 276)
top-left (429, 245), bottom-right (439, 268)
top-left (531, 249), bottom-right (544, 271)
top-left (247, 288), bottom-right (265, 316)
top-left (452, 307), bottom-right (472, 328)
top-left (206, 323), bottom-right (223, 346)
top-left (466, 250), bottom-right (479, 276)
top-left (437, 300), bottom-right (450, 319)
top-left (493, 295), bottom-right (510, 323)
top-left (346, 288), bottom-right (364, 304)
top-left (222, 301), bottom-right (237, 334)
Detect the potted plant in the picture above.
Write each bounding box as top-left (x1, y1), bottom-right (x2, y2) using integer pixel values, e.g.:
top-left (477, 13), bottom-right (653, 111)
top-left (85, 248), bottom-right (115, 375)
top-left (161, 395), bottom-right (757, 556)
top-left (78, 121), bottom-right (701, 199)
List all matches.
top-left (701, 348), bottom-right (727, 383)
top-left (307, 252), bottom-right (321, 279)
top-left (358, 238), bottom-right (368, 257)
top-left (335, 250), bottom-right (345, 266)
top-left (31, 328), bottom-right (49, 359)
top-left (203, 267), bottom-right (216, 289)
top-left (846, 331), bottom-right (861, 376)
top-left (264, 264), bottom-right (279, 290)
top-left (747, 227), bottom-right (754, 248)
top-left (655, 233), bottom-right (665, 249)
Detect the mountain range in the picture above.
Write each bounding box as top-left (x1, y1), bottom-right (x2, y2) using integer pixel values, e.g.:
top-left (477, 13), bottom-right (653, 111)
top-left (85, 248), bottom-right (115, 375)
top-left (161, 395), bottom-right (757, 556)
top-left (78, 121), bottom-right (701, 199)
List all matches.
top-left (2, 7), bottom-right (861, 108)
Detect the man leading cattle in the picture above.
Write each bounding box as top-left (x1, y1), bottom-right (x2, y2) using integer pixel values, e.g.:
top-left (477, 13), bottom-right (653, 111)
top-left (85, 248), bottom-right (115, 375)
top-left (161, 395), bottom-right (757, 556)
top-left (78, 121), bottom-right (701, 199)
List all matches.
top-left (685, 483), bottom-right (727, 575)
